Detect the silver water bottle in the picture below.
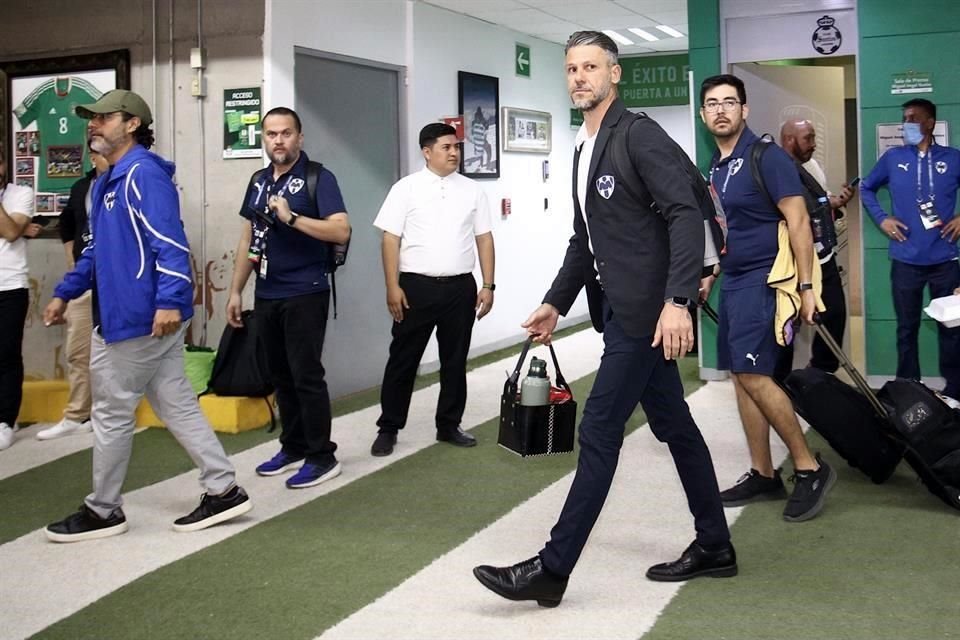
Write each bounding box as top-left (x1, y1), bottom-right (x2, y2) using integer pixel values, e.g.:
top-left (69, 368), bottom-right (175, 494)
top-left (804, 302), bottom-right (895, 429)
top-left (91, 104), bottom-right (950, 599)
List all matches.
top-left (520, 357), bottom-right (551, 406)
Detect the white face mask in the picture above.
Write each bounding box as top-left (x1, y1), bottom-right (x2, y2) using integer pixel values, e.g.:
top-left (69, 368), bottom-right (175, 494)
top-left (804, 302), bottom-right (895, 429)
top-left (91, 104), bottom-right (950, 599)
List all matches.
top-left (902, 122), bottom-right (924, 146)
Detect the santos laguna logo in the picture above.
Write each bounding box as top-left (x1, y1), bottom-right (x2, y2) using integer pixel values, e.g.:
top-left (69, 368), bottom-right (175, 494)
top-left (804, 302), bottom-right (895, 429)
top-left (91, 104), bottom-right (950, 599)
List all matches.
top-left (812, 15), bottom-right (842, 55)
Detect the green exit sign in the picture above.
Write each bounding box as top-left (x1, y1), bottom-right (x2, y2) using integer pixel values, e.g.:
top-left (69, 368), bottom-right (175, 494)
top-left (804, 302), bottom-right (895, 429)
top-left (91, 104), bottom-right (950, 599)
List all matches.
top-left (516, 43), bottom-right (530, 77)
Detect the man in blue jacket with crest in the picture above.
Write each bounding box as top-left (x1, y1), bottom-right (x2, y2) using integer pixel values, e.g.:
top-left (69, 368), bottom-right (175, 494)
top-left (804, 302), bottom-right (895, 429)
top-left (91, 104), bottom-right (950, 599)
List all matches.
top-left (42, 90), bottom-right (252, 542)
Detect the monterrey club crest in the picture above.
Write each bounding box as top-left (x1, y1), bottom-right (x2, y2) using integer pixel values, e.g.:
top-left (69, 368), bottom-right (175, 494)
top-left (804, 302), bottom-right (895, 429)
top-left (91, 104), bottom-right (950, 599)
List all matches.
top-left (104, 191), bottom-right (116, 211)
top-left (936, 161), bottom-right (948, 174)
top-left (287, 177), bottom-right (305, 194)
top-left (596, 175), bottom-right (615, 199)
top-left (812, 15), bottom-right (842, 55)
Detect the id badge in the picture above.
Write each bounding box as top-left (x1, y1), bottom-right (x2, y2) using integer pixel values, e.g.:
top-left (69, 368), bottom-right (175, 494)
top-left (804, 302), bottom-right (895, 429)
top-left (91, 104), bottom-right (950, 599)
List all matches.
top-left (259, 255), bottom-right (269, 279)
top-left (919, 201), bottom-right (942, 230)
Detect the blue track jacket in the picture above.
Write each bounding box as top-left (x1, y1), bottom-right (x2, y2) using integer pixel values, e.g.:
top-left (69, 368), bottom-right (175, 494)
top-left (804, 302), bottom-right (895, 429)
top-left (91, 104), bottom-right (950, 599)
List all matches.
top-left (54, 145), bottom-right (194, 343)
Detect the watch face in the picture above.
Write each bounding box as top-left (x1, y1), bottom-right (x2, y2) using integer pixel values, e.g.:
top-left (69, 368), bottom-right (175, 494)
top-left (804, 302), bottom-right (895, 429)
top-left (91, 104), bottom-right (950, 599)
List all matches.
top-left (672, 297), bottom-right (689, 306)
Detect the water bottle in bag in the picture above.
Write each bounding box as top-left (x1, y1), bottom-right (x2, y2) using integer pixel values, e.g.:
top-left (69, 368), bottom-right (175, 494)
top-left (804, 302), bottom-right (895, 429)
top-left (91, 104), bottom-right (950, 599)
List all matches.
top-left (520, 357), bottom-right (551, 406)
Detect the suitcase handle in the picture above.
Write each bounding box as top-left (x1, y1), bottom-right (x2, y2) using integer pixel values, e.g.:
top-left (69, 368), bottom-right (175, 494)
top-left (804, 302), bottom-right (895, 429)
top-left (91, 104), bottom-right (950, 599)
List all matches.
top-left (504, 336), bottom-right (573, 398)
top-left (809, 313), bottom-right (888, 420)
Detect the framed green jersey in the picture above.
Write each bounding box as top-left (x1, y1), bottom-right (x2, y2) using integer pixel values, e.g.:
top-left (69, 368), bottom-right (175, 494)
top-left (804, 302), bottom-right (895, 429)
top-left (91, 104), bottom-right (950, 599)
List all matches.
top-left (15, 77), bottom-right (102, 193)
top-left (2, 50), bottom-right (129, 201)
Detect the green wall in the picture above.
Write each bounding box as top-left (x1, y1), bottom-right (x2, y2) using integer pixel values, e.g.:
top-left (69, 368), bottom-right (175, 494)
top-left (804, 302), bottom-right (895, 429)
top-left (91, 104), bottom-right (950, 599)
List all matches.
top-left (858, 0), bottom-right (960, 377)
top-left (688, 0), bottom-right (722, 370)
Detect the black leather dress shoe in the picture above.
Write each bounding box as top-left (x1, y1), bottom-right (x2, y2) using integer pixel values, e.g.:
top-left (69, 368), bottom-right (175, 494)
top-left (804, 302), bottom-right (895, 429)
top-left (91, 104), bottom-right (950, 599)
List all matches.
top-left (371, 432), bottom-right (396, 457)
top-left (436, 427), bottom-right (477, 447)
top-left (646, 541), bottom-right (738, 582)
top-left (473, 556), bottom-right (568, 607)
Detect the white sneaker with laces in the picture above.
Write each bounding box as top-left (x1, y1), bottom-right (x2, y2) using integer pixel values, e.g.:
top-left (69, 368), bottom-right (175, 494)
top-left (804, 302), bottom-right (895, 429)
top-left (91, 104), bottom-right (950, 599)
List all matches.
top-left (0, 423), bottom-right (17, 451)
top-left (36, 418), bottom-right (93, 441)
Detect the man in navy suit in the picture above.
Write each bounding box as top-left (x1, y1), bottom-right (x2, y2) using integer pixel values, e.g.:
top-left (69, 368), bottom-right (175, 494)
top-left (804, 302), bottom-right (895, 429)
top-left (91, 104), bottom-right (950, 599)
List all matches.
top-left (473, 31), bottom-right (734, 607)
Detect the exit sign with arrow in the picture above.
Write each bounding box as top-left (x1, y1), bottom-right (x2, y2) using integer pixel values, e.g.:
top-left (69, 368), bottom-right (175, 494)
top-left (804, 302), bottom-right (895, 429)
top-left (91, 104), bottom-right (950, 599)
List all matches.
top-left (516, 43), bottom-right (530, 77)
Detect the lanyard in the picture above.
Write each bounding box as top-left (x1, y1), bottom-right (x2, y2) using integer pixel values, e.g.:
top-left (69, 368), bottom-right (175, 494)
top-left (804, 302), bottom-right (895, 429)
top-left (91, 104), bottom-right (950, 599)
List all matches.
top-left (916, 149), bottom-right (935, 203)
top-left (254, 170), bottom-right (298, 211)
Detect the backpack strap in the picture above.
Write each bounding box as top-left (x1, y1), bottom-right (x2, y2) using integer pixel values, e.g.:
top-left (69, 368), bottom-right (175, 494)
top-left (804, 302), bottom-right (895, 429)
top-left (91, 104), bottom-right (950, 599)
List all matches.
top-left (749, 135), bottom-right (780, 215)
top-left (305, 160), bottom-right (341, 319)
top-left (608, 111), bottom-right (656, 213)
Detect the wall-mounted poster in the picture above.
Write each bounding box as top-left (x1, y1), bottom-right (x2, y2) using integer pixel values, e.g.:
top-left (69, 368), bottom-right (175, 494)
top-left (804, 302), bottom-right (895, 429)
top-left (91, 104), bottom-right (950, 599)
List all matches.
top-left (1, 50), bottom-right (129, 196)
top-left (223, 87), bottom-right (263, 159)
top-left (458, 71), bottom-right (499, 179)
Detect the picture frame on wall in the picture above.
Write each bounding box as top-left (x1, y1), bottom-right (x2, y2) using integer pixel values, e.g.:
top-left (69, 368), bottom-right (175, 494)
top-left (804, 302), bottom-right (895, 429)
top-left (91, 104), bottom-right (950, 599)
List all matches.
top-left (0, 50), bottom-right (129, 238)
top-left (502, 106), bottom-right (552, 153)
top-left (458, 71), bottom-right (499, 179)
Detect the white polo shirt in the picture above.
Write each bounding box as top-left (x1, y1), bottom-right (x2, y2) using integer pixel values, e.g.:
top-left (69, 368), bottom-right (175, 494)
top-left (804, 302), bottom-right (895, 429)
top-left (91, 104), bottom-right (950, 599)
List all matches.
top-left (0, 183), bottom-right (35, 291)
top-left (373, 166), bottom-right (493, 277)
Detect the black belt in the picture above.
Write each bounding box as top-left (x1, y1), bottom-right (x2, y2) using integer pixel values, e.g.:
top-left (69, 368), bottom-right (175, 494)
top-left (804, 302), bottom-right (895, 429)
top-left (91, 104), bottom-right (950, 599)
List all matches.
top-left (401, 272), bottom-right (472, 282)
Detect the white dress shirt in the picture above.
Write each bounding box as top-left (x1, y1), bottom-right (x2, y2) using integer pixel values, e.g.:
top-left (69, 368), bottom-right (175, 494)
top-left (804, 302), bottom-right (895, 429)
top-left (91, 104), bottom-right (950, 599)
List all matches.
top-left (373, 166), bottom-right (493, 276)
top-left (575, 124), bottom-right (600, 277)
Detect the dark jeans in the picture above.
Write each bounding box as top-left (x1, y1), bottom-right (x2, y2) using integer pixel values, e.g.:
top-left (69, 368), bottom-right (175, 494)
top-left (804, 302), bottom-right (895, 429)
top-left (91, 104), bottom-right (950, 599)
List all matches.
top-left (377, 272), bottom-right (476, 435)
top-left (891, 259), bottom-right (960, 398)
top-left (540, 299), bottom-right (730, 577)
top-left (774, 256), bottom-right (847, 382)
top-left (255, 291), bottom-right (336, 464)
top-left (0, 288), bottom-right (29, 425)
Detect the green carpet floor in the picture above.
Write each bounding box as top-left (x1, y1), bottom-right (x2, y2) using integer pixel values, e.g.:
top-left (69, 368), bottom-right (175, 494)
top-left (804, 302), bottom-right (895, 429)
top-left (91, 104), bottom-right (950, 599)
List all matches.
top-left (35, 358), bottom-right (703, 640)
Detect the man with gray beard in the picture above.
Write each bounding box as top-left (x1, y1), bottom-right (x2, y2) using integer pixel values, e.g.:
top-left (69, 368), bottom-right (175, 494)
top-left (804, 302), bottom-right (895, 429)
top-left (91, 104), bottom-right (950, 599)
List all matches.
top-left (473, 31), bottom-right (734, 607)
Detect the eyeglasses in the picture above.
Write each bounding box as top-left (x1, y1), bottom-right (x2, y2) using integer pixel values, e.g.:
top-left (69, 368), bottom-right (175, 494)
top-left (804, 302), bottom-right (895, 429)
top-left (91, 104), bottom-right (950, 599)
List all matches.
top-left (702, 99), bottom-right (741, 114)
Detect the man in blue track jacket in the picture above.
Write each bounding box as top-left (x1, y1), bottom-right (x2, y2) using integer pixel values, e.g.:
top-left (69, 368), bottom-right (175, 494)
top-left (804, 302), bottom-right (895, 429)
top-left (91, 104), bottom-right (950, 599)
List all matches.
top-left (41, 90), bottom-right (252, 543)
top-left (861, 98), bottom-right (960, 399)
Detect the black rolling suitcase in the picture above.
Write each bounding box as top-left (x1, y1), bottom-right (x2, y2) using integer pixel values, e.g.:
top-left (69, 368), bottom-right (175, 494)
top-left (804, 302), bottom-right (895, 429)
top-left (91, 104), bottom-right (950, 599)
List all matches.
top-left (879, 380), bottom-right (960, 511)
top-left (701, 302), bottom-right (904, 483)
top-left (784, 317), bottom-right (905, 483)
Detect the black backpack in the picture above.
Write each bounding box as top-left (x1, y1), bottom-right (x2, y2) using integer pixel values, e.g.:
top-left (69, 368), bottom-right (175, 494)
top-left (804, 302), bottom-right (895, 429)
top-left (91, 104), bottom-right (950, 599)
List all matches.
top-left (206, 310), bottom-right (277, 430)
top-left (243, 161), bottom-right (351, 317)
top-left (609, 110), bottom-right (727, 278)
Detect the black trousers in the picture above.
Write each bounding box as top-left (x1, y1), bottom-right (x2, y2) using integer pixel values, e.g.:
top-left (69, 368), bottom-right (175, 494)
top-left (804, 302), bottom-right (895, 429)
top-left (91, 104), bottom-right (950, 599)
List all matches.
top-left (256, 291), bottom-right (337, 464)
top-left (540, 298), bottom-right (730, 576)
top-left (377, 272), bottom-right (476, 435)
top-left (0, 288), bottom-right (28, 426)
top-left (774, 256), bottom-right (847, 382)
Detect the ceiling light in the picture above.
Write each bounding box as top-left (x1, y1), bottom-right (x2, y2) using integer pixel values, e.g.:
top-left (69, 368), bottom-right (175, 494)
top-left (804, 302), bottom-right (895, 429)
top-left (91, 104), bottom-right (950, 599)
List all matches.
top-left (655, 25), bottom-right (685, 38)
top-left (627, 28), bottom-right (659, 42)
top-left (602, 29), bottom-right (634, 46)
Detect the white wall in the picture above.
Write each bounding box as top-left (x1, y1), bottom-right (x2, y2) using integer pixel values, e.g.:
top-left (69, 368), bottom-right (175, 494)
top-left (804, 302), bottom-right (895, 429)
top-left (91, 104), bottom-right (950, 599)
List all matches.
top-left (264, 0), bottom-right (586, 372)
top-left (0, 0), bottom-right (264, 379)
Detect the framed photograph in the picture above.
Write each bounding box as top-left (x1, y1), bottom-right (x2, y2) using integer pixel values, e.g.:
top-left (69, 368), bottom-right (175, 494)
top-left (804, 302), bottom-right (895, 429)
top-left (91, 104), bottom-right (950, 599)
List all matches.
top-left (503, 107), bottom-right (552, 153)
top-left (15, 156), bottom-right (34, 175)
top-left (0, 50), bottom-right (129, 197)
top-left (35, 194), bottom-right (55, 213)
top-left (55, 193), bottom-right (71, 210)
top-left (458, 71), bottom-right (499, 179)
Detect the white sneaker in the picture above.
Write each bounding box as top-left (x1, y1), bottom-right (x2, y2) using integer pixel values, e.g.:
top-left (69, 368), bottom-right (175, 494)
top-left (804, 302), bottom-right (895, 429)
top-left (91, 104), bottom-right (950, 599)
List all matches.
top-left (0, 423), bottom-right (16, 451)
top-left (36, 418), bottom-right (93, 441)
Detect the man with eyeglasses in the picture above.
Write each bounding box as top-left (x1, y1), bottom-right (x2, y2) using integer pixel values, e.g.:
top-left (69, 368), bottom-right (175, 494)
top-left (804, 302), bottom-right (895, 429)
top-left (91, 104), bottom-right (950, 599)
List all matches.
top-left (698, 74), bottom-right (837, 523)
top-left (42, 90), bottom-right (252, 541)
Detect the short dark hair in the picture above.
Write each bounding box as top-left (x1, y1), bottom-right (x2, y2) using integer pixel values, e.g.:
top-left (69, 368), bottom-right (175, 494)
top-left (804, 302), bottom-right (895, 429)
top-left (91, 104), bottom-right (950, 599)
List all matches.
top-left (263, 107), bottom-right (302, 132)
top-left (902, 98), bottom-right (936, 121)
top-left (121, 112), bottom-right (155, 150)
top-left (565, 30), bottom-right (619, 63)
top-left (419, 123), bottom-right (457, 149)
top-left (700, 74), bottom-right (747, 107)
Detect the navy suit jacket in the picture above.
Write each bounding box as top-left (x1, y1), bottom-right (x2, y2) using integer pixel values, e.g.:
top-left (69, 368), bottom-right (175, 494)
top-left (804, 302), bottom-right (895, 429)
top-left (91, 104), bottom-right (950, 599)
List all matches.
top-left (543, 98), bottom-right (703, 338)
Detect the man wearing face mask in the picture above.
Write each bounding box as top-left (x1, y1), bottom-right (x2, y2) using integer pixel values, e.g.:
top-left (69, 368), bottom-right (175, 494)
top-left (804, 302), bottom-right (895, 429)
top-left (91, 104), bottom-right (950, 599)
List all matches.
top-left (862, 98), bottom-right (960, 400)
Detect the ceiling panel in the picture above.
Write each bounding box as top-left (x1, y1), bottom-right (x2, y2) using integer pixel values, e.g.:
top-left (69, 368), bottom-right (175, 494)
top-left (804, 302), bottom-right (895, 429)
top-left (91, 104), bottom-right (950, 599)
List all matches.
top-left (420, 0), bottom-right (689, 54)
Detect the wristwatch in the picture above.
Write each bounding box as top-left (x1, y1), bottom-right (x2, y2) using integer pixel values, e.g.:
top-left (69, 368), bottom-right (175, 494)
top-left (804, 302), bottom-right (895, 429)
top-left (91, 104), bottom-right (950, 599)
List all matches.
top-left (286, 211), bottom-right (300, 227)
top-left (482, 283), bottom-right (496, 291)
top-left (669, 296), bottom-right (690, 308)
top-left (797, 282), bottom-right (813, 292)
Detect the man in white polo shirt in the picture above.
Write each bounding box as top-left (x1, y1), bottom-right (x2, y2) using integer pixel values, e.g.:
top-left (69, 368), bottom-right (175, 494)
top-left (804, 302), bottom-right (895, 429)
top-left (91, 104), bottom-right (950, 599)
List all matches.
top-left (0, 148), bottom-right (36, 451)
top-left (370, 122), bottom-right (496, 456)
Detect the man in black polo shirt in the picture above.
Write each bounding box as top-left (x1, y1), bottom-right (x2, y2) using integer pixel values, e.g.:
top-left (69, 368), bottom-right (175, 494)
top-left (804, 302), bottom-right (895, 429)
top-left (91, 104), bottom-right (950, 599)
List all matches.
top-left (226, 107), bottom-right (351, 489)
